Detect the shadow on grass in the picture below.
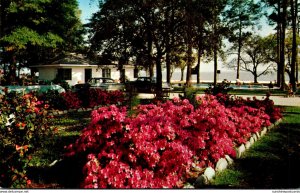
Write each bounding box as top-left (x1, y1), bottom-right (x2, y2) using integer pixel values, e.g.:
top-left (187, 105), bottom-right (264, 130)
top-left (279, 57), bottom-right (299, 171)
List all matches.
top-left (28, 155), bottom-right (86, 188)
top-left (26, 111), bottom-right (93, 188)
top-left (207, 121), bottom-right (300, 189)
top-left (27, 135), bottom-right (86, 188)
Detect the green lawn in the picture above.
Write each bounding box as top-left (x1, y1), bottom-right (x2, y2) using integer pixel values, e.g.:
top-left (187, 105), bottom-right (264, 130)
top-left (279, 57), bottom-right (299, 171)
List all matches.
top-left (209, 106), bottom-right (300, 189)
top-left (172, 85), bottom-right (294, 96)
top-left (27, 111), bottom-right (91, 188)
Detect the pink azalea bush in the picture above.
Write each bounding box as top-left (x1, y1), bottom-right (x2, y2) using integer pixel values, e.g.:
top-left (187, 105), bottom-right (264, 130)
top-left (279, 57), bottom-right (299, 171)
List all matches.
top-left (38, 89), bottom-right (125, 110)
top-left (65, 94), bottom-right (281, 188)
top-left (215, 93), bottom-right (282, 123)
top-left (60, 91), bottom-right (82, 109)
top-left (87, 89), bottom-right (125, 108)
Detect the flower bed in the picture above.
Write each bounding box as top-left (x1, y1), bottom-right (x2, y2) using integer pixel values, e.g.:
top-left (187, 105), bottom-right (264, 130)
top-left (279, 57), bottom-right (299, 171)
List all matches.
top-left (0, 91), bottom-right (53, 188)
top-left (65, 94), bottom-right (281, 188)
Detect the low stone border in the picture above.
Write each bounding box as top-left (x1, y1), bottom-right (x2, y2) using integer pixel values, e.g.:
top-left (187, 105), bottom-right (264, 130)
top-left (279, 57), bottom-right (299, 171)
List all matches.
top-left (185, 118), bottom-right (283, 189)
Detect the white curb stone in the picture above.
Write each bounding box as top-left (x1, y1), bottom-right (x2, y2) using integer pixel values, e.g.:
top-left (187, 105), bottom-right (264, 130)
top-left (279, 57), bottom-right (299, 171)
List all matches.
top-left (252, 134), bottom-right (258, 142)
top-left (237, 144), bottom-right (246, 158)
top-left (183, 183), bottom-right (195, 189)
top-left (245, 141), bottom-right (251, 149)
top-left (216, 158), bottom-right (228, 172)
top-left (255, 131), bottom-right (261, 139)
top-left (249, 137), bottom-right (255, 145)
top-left (225, 155), bottom-right (234, 165)
top-left (260, 127), bottom-right (267, 136)
top-left (204, 167), bottom-right (215, 181)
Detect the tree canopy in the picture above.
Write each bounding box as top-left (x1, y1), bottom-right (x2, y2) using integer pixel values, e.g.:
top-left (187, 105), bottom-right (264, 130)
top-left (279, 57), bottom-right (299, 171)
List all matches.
top-left (0, 0), bottom-right (84, 84)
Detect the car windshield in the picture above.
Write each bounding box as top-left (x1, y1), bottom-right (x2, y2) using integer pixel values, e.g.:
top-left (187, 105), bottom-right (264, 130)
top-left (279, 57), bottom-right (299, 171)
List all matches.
top-left (89, 78), bottom-right (114, 84)
top-left (136, 77), bottom-right (156, 82)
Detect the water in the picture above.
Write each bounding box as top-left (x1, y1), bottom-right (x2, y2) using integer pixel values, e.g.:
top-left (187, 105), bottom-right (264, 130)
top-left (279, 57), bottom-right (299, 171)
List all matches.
top-left (140, 70), bottom-right (296, 83)
top-left (173, 71), bottom-right (292, 83)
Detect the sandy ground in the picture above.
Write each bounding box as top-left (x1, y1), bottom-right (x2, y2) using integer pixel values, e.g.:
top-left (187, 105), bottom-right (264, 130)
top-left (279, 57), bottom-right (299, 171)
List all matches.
top-left (137, 93), bottom-right (300, 107)
top-left (234, 94), bottom-right (300, 107)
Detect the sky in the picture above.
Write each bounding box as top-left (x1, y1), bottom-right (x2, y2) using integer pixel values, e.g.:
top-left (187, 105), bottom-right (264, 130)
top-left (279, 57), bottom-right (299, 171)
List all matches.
top-left (77, 0), bottom-right (99, 24)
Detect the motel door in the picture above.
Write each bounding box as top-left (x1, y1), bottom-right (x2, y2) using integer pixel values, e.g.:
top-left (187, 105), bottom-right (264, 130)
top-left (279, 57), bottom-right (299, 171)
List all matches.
top-left (85, 69), bottom-right (92, 83)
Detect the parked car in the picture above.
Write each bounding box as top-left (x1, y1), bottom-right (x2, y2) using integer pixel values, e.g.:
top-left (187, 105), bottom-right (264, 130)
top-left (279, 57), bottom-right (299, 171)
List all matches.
top-left (0, 84), bottom-right (65, 95)
top-left (73, 77), bottom-right (125, 92)
top-left (125, 77), bottom-right (173, 94)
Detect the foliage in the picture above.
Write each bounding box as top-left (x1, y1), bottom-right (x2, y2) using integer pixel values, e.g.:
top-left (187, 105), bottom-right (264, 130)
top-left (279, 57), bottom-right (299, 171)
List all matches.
top-left (215, 93), bottom-right (283, 123)
top-left (38, 90), bottom-right (66, 110)
top-left (0, 90), bottom-right (54, 188)
top-left (222, 0), bottom-right (263, 79)
top-left (227, 35), bottom-right (277, 83)
top-left (205, 81), bottom-right (233, 95)
top-left (65, 94), bottom-right (279, 188)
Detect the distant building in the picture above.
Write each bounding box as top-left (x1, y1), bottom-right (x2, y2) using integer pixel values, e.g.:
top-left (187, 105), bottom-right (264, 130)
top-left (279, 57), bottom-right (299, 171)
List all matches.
top-left (30, 53), bottom-right (136, 86)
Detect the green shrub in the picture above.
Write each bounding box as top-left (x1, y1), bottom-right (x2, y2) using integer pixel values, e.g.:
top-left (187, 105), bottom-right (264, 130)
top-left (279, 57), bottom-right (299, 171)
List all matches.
top-left (205, 81), bottom-right (233, 95)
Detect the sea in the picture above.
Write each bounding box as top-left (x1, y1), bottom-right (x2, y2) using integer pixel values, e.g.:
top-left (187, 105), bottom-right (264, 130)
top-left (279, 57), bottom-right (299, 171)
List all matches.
top-left (140, 69), bottom-right (298, 84)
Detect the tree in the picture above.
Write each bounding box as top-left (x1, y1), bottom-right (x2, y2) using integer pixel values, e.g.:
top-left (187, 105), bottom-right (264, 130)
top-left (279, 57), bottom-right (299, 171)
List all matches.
top-left (0, 0), bottom-right (84, 85)
top-left (290, 0), bottom-right (298, 92)
top-left (223, 0), bottom-right (264, 80)
top-left (284, 31), bottom-right (300, 85)
top-left (89, 0), bottom-right (231, 91)
top-left (228, 35), bottom-right (277, 83)
top-left (209, 0), bottom-right (228, 86)
top-left (265, 0), bottom-right (299, 90)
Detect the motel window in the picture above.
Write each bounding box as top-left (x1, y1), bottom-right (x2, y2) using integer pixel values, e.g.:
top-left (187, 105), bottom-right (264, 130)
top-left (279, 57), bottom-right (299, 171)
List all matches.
top-left (102, 68), bottom-right (111, 78)
top-left (57, 68), bottom-right (72, 80)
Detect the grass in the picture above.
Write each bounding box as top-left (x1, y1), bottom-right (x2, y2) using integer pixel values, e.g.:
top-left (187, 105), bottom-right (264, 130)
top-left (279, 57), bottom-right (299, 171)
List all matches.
top-left (172, 85), bottom-right (294, 96)
top-left (30, 111), bottom-right (91, 166)
top-left (208, 106), bottom-right (300, 189)
top-left (27, 111), bottom-right (91, 188)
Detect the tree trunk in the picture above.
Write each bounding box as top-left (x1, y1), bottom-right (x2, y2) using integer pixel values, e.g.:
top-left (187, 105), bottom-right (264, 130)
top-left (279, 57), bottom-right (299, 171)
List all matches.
top-left (180, 68), bottom-right (184, 81)
top-left (254, 75), bottom-right (258, 83)
top-left (213, 45), bottom-right (218, 86)
top-left (290, 0), bottom-right (297, 92)
top-left (155, 52), bottom-right (163, 98)
top-left (6, 55), bottom-right (17, 85)
top-left (185, 0), bottom-right (192, 88)
top-left (166, 51), bottom-right (171, 84)
top-left (280, 0), bottom-right (287, 90)
top-left (236, 22), bottom-right (242, 79)
top-left (146, 15), bottom-right (153, 78)
top-left (196, 51), bottom-right (201, 84)
top-left (276, 0), bottom-right (282, 87)
top-left (186, 44), bottom-right (192, 87)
